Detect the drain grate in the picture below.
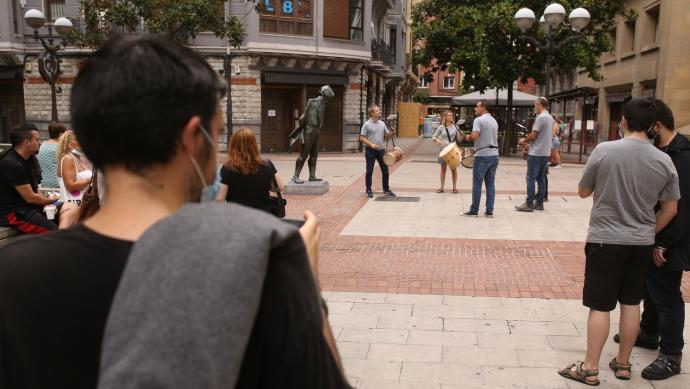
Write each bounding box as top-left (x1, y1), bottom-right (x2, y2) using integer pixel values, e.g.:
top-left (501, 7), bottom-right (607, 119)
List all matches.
top-left (374, 196), bottom-right (420, 202)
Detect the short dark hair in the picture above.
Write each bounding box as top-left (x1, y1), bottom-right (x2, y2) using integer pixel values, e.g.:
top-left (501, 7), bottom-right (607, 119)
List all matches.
top-left (622, 97), bottom-right (657, 132)
top-left (48, 122), bottom-right (67, 139)
top-left (70, 35), bottom-right (226, 171)
top-left (9, 123), bottom-right (39, 147)
top-left (653, 99), bottom-right (675, 130)
top-left (478, 99), bottom-right (493, 114)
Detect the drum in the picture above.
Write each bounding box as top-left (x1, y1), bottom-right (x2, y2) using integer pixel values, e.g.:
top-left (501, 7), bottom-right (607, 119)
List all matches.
top-left (460, 148), bottom-right (475, 169)
top-left (438, 143), bottom-right (461, 169)
top-left (383, 147), bottom-right (403, 166)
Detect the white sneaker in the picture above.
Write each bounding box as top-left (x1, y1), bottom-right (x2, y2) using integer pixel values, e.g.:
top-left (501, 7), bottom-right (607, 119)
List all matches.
top-left (552, 164), bottom-right (562, 169)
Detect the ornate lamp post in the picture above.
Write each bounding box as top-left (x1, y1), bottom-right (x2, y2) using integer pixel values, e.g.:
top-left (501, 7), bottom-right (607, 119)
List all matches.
top-left (23, 9), bottom-right (73, 122)
top-left (514, 3), bottom-right (590, 97)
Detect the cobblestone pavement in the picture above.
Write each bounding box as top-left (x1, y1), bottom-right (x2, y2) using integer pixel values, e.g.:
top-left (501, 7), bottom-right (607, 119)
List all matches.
top-left (267, 137), bottom-right (690, 388)
top-left (271, 137), bottom-right (690, 299)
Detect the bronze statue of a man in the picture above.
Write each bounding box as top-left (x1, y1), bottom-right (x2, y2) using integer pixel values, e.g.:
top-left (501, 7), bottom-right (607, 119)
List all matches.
top-left (288, 85), bottom-right (334, 184)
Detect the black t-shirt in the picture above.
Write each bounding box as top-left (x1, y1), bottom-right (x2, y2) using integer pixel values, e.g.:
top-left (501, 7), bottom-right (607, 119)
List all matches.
top-left (220, 162), bottom-right (277, 213)
top-left (0, 149), bottom-right (42, 215)
top-left (0, 225), bottom-right (133, 389)
top-left (1, 221), bottom-right (350, 389)
top-left (236, 233), bottom-right (350, 389)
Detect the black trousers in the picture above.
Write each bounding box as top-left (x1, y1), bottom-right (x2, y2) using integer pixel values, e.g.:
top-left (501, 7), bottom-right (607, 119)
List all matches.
top-left (640, 264), bottom-right (685, 355)
top-left (365, 148), bottom-right (389, 192)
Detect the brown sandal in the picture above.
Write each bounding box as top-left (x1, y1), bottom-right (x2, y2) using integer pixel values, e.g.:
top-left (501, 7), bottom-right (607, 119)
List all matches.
top-left (436, 189), bottom-right (444, 193)
top-left (452, 189), bottom-right (458, 194)
top-left (558, 362), bottom-right (600, 386)
top-left (608, 358), bottom-right (632, 380)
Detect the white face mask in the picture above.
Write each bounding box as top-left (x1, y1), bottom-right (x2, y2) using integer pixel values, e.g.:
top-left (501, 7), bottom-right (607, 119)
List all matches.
top-left (186, 123), bottom-right (219, 203)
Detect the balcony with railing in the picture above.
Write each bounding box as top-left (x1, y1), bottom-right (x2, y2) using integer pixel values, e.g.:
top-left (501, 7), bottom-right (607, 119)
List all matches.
top-left (69, 16), bottom-right (149, 37)
top-left (370, 39), bottom-right (395, 71)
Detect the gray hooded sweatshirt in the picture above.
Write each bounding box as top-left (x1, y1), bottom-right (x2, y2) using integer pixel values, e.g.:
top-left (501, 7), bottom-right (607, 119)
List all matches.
top-left (97, 203), bottom-right (316, 388)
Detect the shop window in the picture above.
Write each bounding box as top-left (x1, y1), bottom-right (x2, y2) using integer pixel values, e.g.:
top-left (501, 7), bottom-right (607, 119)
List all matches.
top-left (45, 0), bottom-right (65, 21)
top-left (260, 0), bottom-right (313, 36)
top-left (443, 76), bottom-right (455, 90)
top-left (324, 0), bottom-right (363, 41)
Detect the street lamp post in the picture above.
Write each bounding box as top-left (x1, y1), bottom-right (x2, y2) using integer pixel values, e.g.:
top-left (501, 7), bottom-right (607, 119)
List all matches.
top-left (514, 4), bottom-right (590, 97)
top-left (23, 9), bottom-right (73, 122)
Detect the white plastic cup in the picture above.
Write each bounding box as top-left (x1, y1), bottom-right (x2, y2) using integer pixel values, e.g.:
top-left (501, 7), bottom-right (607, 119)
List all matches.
top-left (45, 205), bottom-right (56, 220)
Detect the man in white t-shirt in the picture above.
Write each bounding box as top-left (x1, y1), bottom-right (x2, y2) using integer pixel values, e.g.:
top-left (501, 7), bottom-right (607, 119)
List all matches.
top-left (516, 97), bottom-right (552, 212)
top-left (359, 105), bottom-right (396, 198)
top-left (461, 100), bottom-right (499, 217)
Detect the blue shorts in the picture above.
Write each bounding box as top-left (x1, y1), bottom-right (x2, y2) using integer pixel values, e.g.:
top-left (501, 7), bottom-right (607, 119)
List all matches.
top-left (552, 137), bottom-right (561, 149)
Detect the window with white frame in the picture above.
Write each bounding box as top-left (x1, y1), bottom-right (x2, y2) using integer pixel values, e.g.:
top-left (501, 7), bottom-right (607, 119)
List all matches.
top-left (420, 76), bottom-right (429, 88)
top-left (443, 76), bottom-right (455, 90)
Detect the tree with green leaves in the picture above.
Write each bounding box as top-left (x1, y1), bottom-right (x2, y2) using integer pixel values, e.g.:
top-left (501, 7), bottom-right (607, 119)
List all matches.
top-left (72, 0), bottom-right (249, 48)
top-left (412, 0), bottom-right (633, 154)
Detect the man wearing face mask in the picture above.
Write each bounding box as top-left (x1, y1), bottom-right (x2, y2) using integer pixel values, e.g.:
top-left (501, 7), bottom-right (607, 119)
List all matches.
top-left (558, 97), bottom-right (680, 386)
top-left (612, 99), bottom-right (690, 380)
top-left (0, 36), bottom-right (347, 389)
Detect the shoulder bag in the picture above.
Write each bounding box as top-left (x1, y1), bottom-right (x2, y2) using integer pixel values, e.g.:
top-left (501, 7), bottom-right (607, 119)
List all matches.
top-left (76, 170), bottom-right (100, 222)
top-left (266, 160), bottom-right (286, 218)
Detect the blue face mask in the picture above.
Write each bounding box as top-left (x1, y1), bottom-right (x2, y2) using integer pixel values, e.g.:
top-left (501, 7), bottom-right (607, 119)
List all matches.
top-left (187, 123), bottom-right (219, 203)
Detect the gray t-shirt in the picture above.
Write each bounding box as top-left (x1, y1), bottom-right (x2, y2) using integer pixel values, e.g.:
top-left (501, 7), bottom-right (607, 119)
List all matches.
top-left (579, 138), bottom-right (680, 245)
top-left (360, 119), bottom-right (388, 149)
top-left (432, 124), bottom-right (460, 148)
top-left (529, 112), bottom-right (553, 157)
top-left (471, 113), bottom-right (499, 157)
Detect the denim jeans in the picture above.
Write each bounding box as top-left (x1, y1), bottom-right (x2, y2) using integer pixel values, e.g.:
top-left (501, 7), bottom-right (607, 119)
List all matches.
top-left (526, 155), bottom-right (548, 205)
top-left (470, 155), bottom-right (499, 213)
top-left (640, 265), bottom-right (685, 355)
top-left (365, 147), bottom-right (389, 192)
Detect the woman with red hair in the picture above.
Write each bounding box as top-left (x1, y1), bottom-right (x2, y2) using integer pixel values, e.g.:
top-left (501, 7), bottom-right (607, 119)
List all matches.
top-left (216, 128), bottom-right (285, 214)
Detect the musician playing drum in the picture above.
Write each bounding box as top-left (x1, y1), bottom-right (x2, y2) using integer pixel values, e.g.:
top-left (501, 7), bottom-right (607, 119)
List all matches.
top-left (461, 100), bottom-right (499, 218)
top-left (359, 105), bottom-right (396, 198)
top-left (432, 111), bottom-right (461, 193)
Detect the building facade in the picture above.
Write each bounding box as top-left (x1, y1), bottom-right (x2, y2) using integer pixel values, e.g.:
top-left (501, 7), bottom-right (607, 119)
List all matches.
top-left (0, 0), bottom-right (409, 152)
top-left (575, 0), bottom-right (690, 139)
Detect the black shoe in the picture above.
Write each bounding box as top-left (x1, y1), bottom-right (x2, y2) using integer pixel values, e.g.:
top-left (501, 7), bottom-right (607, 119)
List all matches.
top-left (461, 210), bottom-right (478, 216)
top-left (485, 212), bottom-right (493, 218)
top-left (613, 333), bottom-right (659, 350)
top-left (384, 190), bottom-right (396, 197)
top-left (543, 196), bottom-right (549, 202)
top-left (366, 190), bottom-right (373, 198)
top-left (641, 354), bottom-right (681, 380)
top-left (515, 202), bottom-right (533, 212)
top-left (534, 202), bottom-right (544, 211)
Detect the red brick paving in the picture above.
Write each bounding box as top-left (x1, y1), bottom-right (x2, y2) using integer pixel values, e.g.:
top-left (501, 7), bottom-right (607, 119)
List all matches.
top-left (282, 138), bottom-right (690, 301)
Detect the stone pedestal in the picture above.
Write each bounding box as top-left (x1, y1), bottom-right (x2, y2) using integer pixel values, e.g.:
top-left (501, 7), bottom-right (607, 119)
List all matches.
top-left (284, 180), bottom-right (330, 195)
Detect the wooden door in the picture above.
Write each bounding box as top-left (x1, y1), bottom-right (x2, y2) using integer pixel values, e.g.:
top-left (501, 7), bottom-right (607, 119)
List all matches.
top-left (0, 78), bottom-right (26, 143)
top-left (261, 86), bottom-right (300, 152)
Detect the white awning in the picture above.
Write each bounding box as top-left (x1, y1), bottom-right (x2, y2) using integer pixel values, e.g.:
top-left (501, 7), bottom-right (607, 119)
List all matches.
top-left (452, 88), bottom-right (538, 107)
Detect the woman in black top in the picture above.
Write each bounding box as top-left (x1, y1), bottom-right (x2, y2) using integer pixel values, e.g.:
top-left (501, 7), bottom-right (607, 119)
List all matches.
top-left (216, 128), bottom-right (285, 213)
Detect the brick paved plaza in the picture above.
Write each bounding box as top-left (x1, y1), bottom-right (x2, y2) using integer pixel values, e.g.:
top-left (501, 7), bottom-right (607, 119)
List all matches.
top-left (275, 137), bottom-right (690, 388)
